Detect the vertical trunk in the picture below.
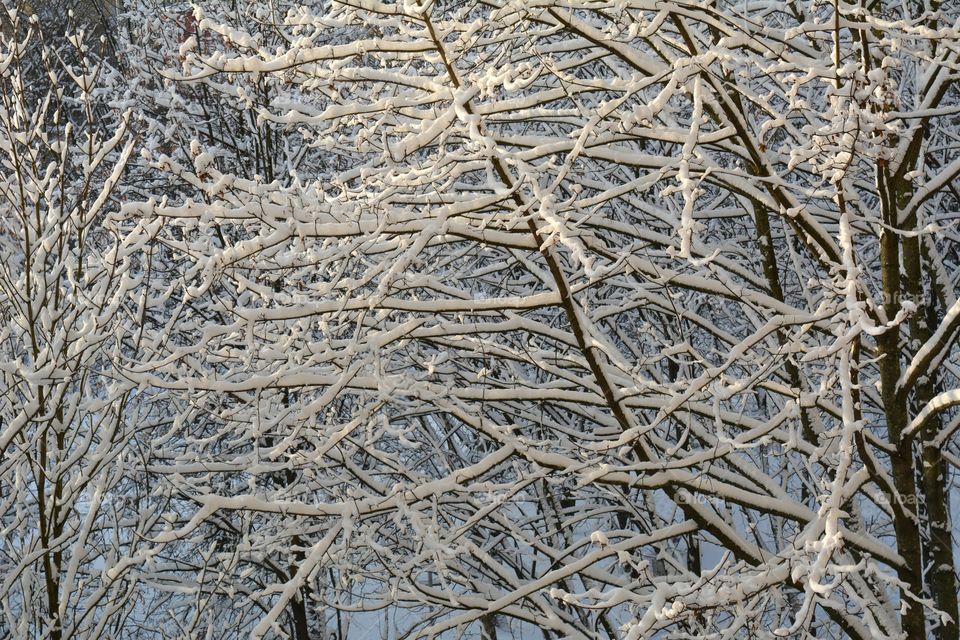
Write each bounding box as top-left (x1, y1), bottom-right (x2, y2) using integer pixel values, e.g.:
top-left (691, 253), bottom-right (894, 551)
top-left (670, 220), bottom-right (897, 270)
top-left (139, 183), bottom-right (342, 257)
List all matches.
top-left (752, 197), bottom-right (816, 447)
top-left (877, 175), bottom-right (927, 639)
top-left (285, 441), bottom-right (312, 638)
top-left (878, 327), bottom-right (927, 640)
top-left (480, 614), bottom-right (498, 640)
top-left (269, 390), bottom-right (312, 640)
top-left (290, 590), bottom-right (311, 640)
top-left (904, 228), bottom-right (958, 640)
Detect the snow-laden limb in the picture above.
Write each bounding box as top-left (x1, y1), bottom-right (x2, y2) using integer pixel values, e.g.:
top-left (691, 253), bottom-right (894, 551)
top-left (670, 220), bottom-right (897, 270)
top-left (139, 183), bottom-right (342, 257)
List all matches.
top-left (899, 295), bottom-right (960, 398)
top-left (903, 390), bottom-right (960, 446)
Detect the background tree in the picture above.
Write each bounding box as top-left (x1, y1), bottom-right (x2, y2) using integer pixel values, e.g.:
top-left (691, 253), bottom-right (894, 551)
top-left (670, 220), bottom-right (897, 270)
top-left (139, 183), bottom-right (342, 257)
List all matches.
top-left (0, 9), bottom-right (174, 638)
